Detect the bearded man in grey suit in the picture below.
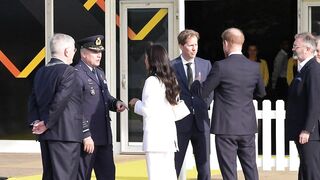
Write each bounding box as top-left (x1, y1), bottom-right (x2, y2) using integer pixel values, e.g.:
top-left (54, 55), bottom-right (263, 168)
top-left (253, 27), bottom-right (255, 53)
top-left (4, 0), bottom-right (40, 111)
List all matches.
top-left (191, 27), bottom-right (266, 180)
top-left (171, 29), bottom-right (213, 180)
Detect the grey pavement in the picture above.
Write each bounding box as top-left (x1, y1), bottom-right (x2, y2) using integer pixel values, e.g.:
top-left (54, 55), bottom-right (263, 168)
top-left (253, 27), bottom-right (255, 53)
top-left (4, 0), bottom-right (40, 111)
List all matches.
top-left (0, 153), bottom-right (298, 179)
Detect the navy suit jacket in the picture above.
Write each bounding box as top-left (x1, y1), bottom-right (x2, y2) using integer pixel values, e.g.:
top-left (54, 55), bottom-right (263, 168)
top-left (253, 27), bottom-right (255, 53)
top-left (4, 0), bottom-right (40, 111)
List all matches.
top-left (171, 56), bottom-right (213, 133)
top-left (192, 54), bottom-right (266, 135)
top-left (286, 58), bottom-right (320, 141)
top-left (75, 60), bottom-right (118, 145)
top-left (28, 58), bottom-right (85, 142)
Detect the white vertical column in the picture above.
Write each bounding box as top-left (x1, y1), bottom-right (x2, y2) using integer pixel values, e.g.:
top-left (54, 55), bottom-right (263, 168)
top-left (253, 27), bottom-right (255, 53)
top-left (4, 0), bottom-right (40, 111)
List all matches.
top-left (262, 100), bottom-right (273, 170)
top-left (253, 100), bottom-right (262, 167)
top-left (173, 0), bottom-right (185, 57)
top-left (45, 0), bottom-right (54, 64)
top-left (275, 100), bottom-right (286, 170)
top-left (105, 0), bottom-right (118, 153)
top-left (178, 0), bottom-right (185, 32)
top-left (289, 141), bottom-right (299, 171)
top-left (177, 1), bottom-right (186, 178)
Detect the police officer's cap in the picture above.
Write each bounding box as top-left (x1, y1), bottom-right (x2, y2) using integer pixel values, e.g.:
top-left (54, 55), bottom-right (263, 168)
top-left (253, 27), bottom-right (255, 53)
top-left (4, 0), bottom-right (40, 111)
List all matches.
top-left (78, 35), bottom-right (105, 51)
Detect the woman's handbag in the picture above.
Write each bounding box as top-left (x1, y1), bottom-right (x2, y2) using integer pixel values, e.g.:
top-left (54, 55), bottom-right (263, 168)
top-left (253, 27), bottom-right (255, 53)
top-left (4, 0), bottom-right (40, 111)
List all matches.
top-left (172, 97), bottom-right (190, 121)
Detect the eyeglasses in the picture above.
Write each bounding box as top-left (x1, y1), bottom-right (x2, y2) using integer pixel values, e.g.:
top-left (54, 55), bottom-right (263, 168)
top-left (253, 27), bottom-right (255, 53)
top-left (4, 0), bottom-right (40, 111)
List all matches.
top-left (292, 45), bottom-right (305, 49)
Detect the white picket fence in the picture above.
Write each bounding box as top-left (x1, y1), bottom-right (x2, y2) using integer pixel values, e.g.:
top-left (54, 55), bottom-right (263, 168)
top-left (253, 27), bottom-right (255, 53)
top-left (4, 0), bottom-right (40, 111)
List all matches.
top-left (179, 100), bottom-right (299, 180)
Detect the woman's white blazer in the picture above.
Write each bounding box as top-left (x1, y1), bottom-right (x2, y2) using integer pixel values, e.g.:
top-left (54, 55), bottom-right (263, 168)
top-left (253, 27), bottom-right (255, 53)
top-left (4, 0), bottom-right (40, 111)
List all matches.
top-left (134, 76), bottom-right (178, 152)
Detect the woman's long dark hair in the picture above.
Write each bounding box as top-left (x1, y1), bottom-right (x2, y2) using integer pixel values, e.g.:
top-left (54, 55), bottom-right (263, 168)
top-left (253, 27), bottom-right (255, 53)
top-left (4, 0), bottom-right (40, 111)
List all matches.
top-left (145, 44), bottom-right (180, 105)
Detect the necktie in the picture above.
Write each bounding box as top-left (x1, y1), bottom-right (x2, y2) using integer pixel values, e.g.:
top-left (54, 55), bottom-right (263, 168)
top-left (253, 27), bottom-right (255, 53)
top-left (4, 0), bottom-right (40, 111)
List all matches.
top-left (186, 63), bottom-right (193, 89)
top-left (92, 68), bottom-right (100, 83)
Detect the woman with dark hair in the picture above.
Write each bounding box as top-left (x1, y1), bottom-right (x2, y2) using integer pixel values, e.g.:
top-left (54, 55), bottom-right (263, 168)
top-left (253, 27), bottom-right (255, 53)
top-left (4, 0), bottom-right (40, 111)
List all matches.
top-left (246, 43), bottom-right (269, 87)
top-left (129, 44), bottom-right (180, 180)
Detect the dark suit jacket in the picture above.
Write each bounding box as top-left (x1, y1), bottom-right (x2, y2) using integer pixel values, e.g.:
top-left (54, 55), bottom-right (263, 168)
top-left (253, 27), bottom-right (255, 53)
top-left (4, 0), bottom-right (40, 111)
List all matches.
top-left (192, 54), bottom-right (266, 135)
top-left (75, 60), bottom-right (118, 145)
top-left (28, 58), bottom-right (85, 142)
top-left (286, 58), bottom-right (320, 141)
top-left (171, 56), bottom-right (213, 133)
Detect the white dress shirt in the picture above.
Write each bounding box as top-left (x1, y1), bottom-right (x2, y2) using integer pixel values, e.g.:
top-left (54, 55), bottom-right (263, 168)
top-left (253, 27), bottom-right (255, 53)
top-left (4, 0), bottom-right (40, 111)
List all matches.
top-left (228, 51), bottom-right (243, 56)
top-left (298, 56), bottom-right (313, 72)
top-left (181, 55), bottom-right (195, 81)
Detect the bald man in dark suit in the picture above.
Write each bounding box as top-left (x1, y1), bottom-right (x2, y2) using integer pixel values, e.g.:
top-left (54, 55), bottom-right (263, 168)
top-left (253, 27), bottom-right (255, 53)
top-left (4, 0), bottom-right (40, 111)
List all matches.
top-left (191, 28), bottom-right (266, 180)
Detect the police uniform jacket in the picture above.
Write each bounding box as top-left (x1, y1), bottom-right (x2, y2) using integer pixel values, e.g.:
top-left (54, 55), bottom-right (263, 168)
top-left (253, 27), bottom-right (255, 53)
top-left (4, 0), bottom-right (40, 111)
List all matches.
top-left (75, 60), bottom-right (118, 145)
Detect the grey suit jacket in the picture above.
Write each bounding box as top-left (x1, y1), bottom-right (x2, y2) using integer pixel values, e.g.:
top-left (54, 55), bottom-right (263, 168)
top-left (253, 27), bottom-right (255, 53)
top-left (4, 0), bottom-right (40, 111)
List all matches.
top-left (192, 54), bottom-right (266, 135)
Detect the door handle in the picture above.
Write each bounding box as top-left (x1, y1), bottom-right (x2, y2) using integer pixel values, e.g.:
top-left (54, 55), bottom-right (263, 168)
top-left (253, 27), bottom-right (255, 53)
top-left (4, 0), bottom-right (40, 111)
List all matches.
top-left (121, 74), bottom-right (126, 89)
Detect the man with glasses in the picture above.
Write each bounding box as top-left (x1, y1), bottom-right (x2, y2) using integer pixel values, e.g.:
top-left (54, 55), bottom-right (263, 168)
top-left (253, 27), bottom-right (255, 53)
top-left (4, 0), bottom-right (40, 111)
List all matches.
top-left (286, 33), bottom-right (320, 179)
top-left (75, 35), bottom-right (127, 180)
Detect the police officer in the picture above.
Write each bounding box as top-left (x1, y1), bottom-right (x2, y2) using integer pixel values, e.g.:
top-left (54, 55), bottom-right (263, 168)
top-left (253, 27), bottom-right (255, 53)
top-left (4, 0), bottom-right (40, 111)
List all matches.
top-left (75, 35), bottom-right (127, 180)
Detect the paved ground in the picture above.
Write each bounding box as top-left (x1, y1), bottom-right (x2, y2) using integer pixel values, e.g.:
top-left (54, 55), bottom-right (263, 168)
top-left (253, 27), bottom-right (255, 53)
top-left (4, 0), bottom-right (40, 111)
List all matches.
top-left (0, 153), bottom-right (298, 179)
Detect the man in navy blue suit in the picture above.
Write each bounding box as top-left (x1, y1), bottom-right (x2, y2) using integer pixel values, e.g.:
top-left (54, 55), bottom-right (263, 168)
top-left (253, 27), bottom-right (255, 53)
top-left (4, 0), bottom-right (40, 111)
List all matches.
top-left (286, 33), bottom-right (320, 180)
top-left (191, 28), bottom-right (266, 180)
top-left (171, 29), bottom-right (213, 180)
top-left (28, 33), bottom-right (87, 180)
top-left (75, 35), bottom-right (127, 180)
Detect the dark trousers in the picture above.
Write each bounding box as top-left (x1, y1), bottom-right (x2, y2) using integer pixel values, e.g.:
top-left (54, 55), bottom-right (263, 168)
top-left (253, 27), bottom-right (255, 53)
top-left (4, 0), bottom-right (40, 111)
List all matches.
top-left (215, 134), bottom-right (258, 180)
top-left (295, 140), bottom-right (320, 180)
top-left (78, 144), bottom-right (115, 180)
top-left (40, 140), bottom-right (80, 180)
top-left (175, 123), bottom-right (211, 180)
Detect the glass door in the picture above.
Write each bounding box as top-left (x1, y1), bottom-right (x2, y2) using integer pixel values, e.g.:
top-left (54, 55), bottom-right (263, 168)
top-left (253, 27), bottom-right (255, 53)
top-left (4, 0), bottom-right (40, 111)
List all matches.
top-left (119, 0), bottom-right (178, 153)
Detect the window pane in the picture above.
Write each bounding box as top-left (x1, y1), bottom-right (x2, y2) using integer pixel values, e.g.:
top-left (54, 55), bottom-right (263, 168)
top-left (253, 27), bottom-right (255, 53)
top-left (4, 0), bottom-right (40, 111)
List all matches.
top-left (127, 8), bottom-right (169, 142)
top-left (0, 1), bottom-right (45, 139)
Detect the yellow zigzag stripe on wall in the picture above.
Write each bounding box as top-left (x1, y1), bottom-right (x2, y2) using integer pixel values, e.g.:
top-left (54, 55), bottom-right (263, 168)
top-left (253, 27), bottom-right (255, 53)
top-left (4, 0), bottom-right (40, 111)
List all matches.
top-left (17, 47), bottom-right (45, 78)
top-left (83, 0), bottom-right (168, 41)
top-left (133, 9), bottom-right (168, 40)
top-left (84, 0), bottom-right (97, 10)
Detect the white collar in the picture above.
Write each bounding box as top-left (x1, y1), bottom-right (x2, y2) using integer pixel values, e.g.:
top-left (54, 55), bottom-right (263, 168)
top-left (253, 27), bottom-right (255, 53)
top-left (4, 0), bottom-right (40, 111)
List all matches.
top-left (228, 51), bottom-right (242, 56)
top-left (181, 55), bottom-right (195, 65)
top-left (298, 56), bottom-right (313, 72)
top-left (82, 60), bottom-right (94, 71)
